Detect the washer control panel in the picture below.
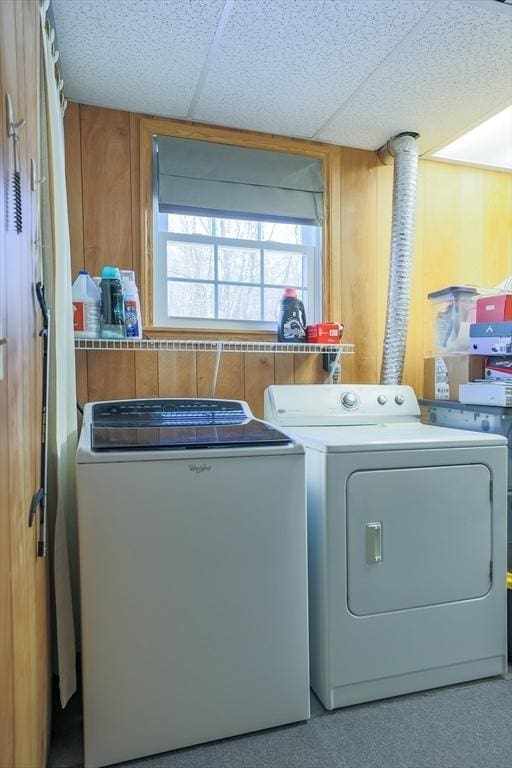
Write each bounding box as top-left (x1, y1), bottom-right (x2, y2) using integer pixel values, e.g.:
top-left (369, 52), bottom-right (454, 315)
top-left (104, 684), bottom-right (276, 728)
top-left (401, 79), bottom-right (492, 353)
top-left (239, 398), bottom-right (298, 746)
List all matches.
top-left (264, 384), bottom-right (420, 426)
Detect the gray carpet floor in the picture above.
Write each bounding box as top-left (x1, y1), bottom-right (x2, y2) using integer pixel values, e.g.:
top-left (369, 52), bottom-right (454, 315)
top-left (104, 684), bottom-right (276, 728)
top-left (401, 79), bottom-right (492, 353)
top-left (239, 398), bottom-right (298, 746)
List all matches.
top-left (49, 676), bottom-right (512, 768)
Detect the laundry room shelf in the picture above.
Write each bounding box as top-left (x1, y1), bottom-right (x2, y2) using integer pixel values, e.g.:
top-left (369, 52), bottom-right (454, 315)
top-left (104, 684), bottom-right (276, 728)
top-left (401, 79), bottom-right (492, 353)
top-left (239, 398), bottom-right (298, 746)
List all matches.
top-left (74, 339), bottom-right (355, 355)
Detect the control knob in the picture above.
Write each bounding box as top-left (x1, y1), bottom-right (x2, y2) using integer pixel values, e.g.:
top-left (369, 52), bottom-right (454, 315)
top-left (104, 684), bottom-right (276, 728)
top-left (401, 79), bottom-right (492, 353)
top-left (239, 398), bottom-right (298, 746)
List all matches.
top-left (395, 394), bottom-right (405, 405)
top-left (377, 394), bottom-right (387, 405)
top-left (341, 392), bottom-right (359, 409)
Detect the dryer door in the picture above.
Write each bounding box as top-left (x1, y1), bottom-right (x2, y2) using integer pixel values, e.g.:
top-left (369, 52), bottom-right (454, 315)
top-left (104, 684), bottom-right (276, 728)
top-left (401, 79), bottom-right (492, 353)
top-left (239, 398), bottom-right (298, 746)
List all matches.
top-left (346, 464), bottom-right (492, 615)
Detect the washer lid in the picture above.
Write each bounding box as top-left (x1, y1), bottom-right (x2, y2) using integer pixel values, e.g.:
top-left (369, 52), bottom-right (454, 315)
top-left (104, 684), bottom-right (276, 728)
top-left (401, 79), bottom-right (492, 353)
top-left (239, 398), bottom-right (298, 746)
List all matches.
top-left (89, 398), bottom-right (292, 451)
top-left (282, 422), bottom-right (507, 452)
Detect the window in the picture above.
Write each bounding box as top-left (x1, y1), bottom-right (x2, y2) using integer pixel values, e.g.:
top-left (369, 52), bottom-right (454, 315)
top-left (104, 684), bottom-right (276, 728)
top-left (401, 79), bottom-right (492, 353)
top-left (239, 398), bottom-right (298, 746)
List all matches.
top-left (150, 133), bottom-right (326, 331)
top-left (153, 212), bottom-right (322, 330)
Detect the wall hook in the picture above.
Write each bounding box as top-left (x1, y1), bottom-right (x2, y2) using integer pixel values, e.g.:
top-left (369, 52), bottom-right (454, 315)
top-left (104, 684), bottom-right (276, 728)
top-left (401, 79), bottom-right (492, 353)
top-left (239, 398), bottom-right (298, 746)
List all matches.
top-left (31, 159), bottom-right (46, 191)
top-left (6, 93), bottom-right (25, 137)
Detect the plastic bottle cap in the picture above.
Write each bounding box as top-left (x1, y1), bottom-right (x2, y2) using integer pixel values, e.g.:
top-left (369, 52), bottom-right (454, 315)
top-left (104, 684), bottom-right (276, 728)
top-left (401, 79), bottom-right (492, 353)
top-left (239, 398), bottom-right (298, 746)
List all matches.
top-left (283, 287), bottom-right (298, 298)
top-left (101, 266), bottom-right (121, 280)
top-left (79, 270), bottom-right (90, 276)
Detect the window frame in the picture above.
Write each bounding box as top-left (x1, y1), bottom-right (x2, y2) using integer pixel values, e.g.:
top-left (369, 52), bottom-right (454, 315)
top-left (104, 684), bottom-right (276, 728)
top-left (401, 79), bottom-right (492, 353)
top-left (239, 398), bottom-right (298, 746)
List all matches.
top-left (139, 116), bottom-right (339, 338)
top-left (153, 219), bottom-right (322, 331)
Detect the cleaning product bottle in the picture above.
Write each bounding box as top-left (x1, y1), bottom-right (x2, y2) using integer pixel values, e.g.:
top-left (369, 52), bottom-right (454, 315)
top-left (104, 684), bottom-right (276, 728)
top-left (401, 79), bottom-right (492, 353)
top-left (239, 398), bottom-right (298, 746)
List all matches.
top-left (278, 288), bottom-right (307, 342)
top-left (120, 270), bottom-right (142, 339)
top-left (72, 270), bottom-right (101, 339)
top-left (100, 266), bottom-right (125, 339)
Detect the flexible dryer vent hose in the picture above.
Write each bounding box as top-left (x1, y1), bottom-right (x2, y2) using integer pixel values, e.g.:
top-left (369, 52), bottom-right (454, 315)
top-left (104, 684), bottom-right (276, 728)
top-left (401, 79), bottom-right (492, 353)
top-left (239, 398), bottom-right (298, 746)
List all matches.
top-left (378, 132), bottom-right (419, 385)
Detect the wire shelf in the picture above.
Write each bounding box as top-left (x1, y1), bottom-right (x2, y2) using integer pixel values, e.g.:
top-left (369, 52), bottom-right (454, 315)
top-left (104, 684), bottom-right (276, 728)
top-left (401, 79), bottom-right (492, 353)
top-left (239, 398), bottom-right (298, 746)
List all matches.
top-left (74, 338), bottom-right (355, 355)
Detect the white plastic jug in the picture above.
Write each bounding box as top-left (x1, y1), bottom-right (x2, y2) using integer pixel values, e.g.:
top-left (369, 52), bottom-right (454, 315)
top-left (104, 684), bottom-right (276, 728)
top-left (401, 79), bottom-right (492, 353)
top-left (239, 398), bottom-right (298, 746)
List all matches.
top-left (72, 271), bottom-right (101, 339)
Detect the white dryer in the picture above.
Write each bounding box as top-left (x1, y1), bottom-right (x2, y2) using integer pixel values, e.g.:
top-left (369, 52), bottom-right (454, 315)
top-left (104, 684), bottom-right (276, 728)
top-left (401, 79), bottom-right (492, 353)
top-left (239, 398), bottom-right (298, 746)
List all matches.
top-left (77, 398), bottom-right (309, 768)
top-left (264, 384), bottom-right (508, 710)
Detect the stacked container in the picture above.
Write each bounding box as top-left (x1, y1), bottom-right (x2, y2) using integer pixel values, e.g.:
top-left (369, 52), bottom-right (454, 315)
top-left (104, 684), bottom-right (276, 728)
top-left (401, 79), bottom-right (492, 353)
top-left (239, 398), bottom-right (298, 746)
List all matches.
top-left (427, 285), bottom-right (478, 356)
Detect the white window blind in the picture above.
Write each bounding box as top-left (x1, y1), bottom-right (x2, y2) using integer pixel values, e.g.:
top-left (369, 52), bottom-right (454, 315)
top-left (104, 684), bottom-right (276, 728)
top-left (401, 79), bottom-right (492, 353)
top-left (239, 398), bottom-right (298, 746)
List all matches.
top-left (155, 136), bottom-right (325, 225)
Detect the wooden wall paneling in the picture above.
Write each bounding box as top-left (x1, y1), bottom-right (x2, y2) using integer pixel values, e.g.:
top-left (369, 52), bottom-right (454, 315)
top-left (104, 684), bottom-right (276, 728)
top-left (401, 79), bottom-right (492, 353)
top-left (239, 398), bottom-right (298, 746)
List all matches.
top-left (339, 147), bottom-right (379, 383)
top-left (0, 399), bottom-right (14, 764)
top-left (19, 3), bottom-right (50, 764)
top-left (484, 170), bottom-right (512, 286)
top-left (87, 352), bottom-right (136, 402)
top-left (0, 20), bottom-right (15, 766)
top-left (457, 165), bottom-right (486, 284)
top-left (81, 106), bottom-right (133, 276)
top-left (244, 354), bottom-right (275, 418)
top-left (293, 354), bottom-right (324, 385)
top-left (0, 3), bottom-right (19, 761)
top-left (21, 0), bottom-right (42, 518)
top-left (15, 0), bottom-right (34, 518)
top-left (422, 161), bottom-right (461, 355)
top-left (8, 4), bottom-right (37, 766)
top-left (197, 351), bottom-right (245, 400)
top-left (274, 353), bottom-right (295, 384)
top-left (64, 102), bottom-right (85, 277)
top-left (135, 352), bottom-right (159, 398)
top-left (75, 350), bottom-right (88, 436)
top-left (129, 114), bottom-right (142, 287)
top-left (327, 147), bottom-right (342, 323)
top-left (0, 418), bottom-right (14, 763)
top-left (75, 351), bottom-right (89, 408)
top-left (158, 352), bottom-right (197, 397)
top-left (0, 2), bottom-right (49, 765)
top-left (139, 118), bottom-right (155, 325)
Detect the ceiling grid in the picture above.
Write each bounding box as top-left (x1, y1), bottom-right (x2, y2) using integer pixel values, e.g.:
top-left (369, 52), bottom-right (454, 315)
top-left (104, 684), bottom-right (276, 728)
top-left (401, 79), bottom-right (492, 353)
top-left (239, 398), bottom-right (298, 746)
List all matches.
top-left (53, 0), bottom-right (512, 154)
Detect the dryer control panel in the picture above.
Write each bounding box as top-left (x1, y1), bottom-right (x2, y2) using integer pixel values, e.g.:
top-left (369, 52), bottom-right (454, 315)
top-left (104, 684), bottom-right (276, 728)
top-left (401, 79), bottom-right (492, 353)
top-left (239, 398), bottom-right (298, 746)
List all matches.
top-left (264, 384), bottom-right (420, 426)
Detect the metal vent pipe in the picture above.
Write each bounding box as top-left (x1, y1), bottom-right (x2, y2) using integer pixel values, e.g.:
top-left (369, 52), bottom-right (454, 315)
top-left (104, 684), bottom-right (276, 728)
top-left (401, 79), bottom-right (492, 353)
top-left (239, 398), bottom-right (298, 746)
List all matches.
top-left (378, 132), bottom-right (419, 385)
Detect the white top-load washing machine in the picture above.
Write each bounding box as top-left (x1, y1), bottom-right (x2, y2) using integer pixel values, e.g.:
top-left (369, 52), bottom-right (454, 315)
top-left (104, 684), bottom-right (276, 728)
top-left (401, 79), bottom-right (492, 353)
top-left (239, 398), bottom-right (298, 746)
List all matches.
top-left (264, 384), bottom-right (508, 710)
top-left (76, 398), bottom-right (309, 768)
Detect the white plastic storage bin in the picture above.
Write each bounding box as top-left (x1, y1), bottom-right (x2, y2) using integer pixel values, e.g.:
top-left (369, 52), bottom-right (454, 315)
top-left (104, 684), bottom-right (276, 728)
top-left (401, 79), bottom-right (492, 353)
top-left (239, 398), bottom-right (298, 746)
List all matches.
top-left (427, 285), bottom-right (478, 356)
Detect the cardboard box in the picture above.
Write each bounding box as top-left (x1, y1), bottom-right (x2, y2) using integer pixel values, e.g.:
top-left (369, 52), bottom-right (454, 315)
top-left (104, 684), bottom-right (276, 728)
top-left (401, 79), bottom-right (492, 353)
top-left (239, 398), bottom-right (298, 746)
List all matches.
top-left (459, 382), bottom-right (512, 407)
top-left (476, 294), bottom-right (512, 323)
top-left (423, 355), bottom-right (485, 400)
top-left (485, 357), bottom-right (512, 381)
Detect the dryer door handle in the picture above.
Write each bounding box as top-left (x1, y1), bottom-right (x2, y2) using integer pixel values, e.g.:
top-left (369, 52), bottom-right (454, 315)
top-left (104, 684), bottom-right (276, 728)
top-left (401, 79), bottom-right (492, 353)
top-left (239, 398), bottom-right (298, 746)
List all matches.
top-left (365, 522), bottom-right (382, 564)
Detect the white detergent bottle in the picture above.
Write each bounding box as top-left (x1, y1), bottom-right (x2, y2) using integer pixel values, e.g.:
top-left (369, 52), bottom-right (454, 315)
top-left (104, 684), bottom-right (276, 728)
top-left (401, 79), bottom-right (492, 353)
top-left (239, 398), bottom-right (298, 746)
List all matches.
top-left (120, 270), bottom-right (142, 339)
top-left (72, 270), bottom-right (101, 338)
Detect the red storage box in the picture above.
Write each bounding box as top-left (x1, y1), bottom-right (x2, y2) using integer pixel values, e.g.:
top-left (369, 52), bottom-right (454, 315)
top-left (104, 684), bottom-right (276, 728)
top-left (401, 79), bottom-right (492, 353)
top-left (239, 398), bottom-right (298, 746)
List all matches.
top-left (306, 323), bottom-right (343, 344)
top-left (476, 294), bottom-right (512, 323)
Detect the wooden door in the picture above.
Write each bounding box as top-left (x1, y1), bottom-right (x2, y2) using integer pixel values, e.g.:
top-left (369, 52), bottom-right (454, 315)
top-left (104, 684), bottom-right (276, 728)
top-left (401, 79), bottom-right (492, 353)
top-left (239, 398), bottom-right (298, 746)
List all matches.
top-left (0, 2), bottom-right (51, 767)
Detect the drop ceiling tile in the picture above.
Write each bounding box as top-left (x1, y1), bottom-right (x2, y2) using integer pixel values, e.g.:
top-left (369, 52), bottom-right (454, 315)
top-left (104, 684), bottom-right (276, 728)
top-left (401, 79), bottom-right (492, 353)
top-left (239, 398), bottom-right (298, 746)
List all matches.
top-left (192, 0), bottom-right (432, 138)
top-left (316, 0), bottom-right (512, 152)
top-left (52, 0), bottom-right (225, 117)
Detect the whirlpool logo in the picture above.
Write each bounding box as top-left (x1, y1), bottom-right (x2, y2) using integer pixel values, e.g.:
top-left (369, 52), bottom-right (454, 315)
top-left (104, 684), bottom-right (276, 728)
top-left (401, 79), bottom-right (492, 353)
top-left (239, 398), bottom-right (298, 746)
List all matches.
top-left (188, 463), bottom-right (212, 474)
